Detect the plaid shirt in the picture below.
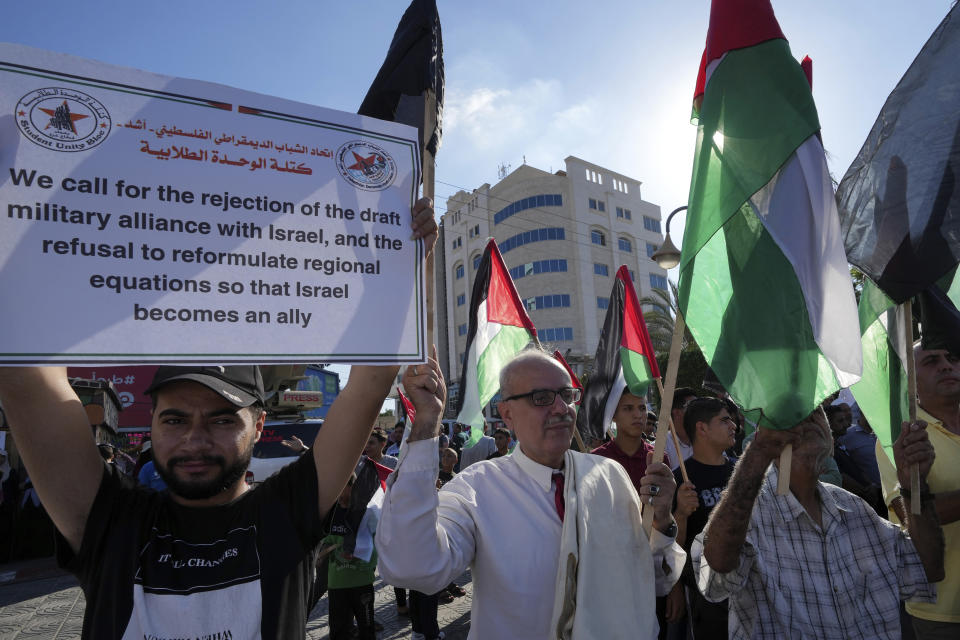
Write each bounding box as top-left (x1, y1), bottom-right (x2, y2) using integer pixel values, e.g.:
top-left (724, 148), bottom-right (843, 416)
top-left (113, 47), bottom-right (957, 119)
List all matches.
top-left (691, 465), bottom-right (935, 639)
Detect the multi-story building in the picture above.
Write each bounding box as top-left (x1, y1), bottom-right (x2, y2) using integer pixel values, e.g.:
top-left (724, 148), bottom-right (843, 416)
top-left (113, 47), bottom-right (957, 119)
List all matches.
top-left (436, 156), bottom-right (668, 416)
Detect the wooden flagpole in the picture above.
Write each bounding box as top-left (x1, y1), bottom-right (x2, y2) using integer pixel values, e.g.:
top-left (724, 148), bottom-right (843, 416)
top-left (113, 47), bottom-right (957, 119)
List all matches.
top-left (902, 299), bottom-right (921, 515)
top-left (655, 378), bottom-right (690, 485)
top-left (642, 309), bottom-right (687, 534)
top-left (422, 90), bottom-right (437, 352)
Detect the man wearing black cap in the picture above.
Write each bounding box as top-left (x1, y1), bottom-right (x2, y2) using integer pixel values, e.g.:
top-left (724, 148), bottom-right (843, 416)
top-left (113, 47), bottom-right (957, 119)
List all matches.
top-left (0, 199), bottom-right (436, 640)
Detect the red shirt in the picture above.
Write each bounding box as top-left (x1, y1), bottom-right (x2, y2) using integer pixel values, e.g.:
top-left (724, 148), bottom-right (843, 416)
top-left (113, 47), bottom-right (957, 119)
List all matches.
top-left (591, 439), bottom-right (654, 494)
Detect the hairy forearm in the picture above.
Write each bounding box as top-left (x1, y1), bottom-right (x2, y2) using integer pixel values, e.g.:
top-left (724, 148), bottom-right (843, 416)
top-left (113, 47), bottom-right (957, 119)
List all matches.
top-left (903, 498), bottom-right (946, 583)
top-left (702, 451), bottom-right (770, 573)
top-left (407, 413), bottom-right (441, 442)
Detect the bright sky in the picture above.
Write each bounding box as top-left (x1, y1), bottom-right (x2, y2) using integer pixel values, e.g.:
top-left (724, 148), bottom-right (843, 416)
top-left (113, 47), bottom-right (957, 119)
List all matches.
top-left (2, 0), bottom-right (952, 388)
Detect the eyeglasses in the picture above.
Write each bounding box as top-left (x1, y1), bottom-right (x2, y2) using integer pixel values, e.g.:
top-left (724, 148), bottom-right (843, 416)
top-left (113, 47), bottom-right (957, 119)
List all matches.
top-left (502, 387), bottom-right (582, 407)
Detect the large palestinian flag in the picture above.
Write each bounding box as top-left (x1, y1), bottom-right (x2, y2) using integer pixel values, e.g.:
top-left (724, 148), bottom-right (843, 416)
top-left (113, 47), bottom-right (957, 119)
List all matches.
top-left (678, 0), bottom-right (861, 429)
top-left (454, 238), bottom-right (536, 447)
top-left (577, 266), bottom-right (660, 441)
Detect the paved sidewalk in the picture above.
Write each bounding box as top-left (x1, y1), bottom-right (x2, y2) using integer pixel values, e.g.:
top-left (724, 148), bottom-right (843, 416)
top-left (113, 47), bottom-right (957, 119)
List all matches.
top-left (0, 569), bottom-right (472, 639)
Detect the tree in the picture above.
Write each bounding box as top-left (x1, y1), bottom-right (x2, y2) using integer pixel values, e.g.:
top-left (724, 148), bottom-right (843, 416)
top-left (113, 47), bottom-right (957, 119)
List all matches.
top-left (640, 282), bottom-right (711, 399)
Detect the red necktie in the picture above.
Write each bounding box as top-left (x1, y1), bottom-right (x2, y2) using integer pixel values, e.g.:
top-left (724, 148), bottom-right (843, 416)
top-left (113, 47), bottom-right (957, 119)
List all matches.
top-left (552, 472), bottom-right (565, 522)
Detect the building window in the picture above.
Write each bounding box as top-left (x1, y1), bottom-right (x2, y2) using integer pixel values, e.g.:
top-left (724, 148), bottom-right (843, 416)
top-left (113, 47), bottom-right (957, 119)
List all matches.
top-left (597, 297), bottom-right (610, 310)
top-left (493, 194), bottom-right (563, 224)
top-left (646, 242), bottom-right (658, 258)
top-left (630, 269), bottom-right (637, 282)
top-left (458, 323), bottom-right (468, 336)
top-left (457, 293), bottom-right (466, 306)
top-left (597, 201), bottom-right (605, 212)
top-left (452, 236), bottom-right (462, 250)
top-left (591, 230), bottom-right (606, 246)
top-left (643, 216), bottom-right (662, 233)
top-left (499, 227), bottom-right (565, 254)
top-left (473, 254), bottom-right (482, 270)
top-left (616, 206), bottom-right (624, 218)
top-left (624, 209), bottom-right (631, 220)
top-left (650, 273), bottom-right (668, 290)
top-left (589, 198), bottom-right (598, 210)
top-left (525, 294), bottom-right (571, 311)
top-left (594, 263), bottom-right (609, 277)
top-left (540, 327), bottom-right (574, 342)
top-left (509, 259), bottom-right (568, 280)
top-left (618, 237), bottom-right (633, 253)
top-left (455, 264), bottom-right (464, 279)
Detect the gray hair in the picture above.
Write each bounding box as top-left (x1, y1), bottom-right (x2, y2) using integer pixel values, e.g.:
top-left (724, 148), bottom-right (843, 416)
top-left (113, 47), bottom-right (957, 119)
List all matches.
top-left (498, 348), bottom-right (566, 398)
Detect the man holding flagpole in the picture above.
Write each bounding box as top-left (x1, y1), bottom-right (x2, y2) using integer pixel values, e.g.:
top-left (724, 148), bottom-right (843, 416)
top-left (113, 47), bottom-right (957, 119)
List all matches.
top-left (693, 409), bottom-right (944, 640)
top-left (377, 349), bottom-right (684, 639)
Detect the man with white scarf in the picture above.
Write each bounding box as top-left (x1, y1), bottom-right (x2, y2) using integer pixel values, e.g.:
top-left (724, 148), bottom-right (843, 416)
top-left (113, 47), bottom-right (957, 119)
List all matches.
top-left (377, 349), bottom-right (684, 639)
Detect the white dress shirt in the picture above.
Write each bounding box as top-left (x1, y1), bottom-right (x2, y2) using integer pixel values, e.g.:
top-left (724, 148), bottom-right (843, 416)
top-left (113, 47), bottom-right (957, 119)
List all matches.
top-left (377, 437), bottom-right (682, 639)
top-left (458, 434), bottom-right (497, 470)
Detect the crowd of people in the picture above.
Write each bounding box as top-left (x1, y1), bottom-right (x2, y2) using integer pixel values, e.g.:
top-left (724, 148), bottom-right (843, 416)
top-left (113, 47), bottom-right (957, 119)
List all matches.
top-left (0, 201), bottom-right (955, 640)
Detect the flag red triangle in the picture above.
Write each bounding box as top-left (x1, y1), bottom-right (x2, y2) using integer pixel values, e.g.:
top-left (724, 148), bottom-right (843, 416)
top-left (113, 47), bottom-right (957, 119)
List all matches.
top-left (552, 350), bottom-right (583, 401)
top-left (485, 239), bottom-right (537, 332)
top-left (398, 387), bottom-right (416, 423)
top-left (616, 266), bottom-right (661, 379)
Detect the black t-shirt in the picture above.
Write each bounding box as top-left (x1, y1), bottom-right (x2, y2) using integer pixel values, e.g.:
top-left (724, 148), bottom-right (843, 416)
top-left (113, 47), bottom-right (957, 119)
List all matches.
top-left (673, 457), bottom-right (737, 546)
top-left (57, 453), bottom-right (325, 640)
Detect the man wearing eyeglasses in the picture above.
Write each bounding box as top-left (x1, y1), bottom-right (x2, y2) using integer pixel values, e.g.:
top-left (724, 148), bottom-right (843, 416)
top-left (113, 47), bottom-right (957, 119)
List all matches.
top-left (377, 349), bottom-right (684, 639)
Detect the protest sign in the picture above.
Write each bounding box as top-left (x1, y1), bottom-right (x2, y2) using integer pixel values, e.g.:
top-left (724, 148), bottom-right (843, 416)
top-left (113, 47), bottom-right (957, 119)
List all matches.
top-left (0, 43), bottom-right (425, 365)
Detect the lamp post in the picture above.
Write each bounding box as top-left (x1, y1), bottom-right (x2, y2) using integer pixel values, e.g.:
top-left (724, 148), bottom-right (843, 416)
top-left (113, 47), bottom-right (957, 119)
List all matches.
top-left (649, 205), bottom-right (686, 270)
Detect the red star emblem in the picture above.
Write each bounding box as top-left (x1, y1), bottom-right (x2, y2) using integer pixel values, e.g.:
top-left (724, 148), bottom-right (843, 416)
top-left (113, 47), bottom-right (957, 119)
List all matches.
top-left (39, 100), bottom-right (89, 134)
top-left (17, 110), bottom-right (25, 116)
top-left (347, 151), bottom-right (379, 172)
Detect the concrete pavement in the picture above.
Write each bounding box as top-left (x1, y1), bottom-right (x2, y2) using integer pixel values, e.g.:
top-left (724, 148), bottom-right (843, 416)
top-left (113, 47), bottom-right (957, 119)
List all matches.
top-left (0, 565), bottom-right (473, 640)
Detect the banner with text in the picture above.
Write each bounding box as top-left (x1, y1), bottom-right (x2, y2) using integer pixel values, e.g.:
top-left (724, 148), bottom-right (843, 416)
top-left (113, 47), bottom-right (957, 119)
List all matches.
top-left (0, 44), bottom-right (424, 365)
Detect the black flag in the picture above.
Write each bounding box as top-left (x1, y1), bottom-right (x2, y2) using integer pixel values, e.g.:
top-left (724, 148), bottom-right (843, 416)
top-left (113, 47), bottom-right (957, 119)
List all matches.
top-left (358, 0), bottom-right (444, 157)
top-left (837, 4), bottom-right (960, 303)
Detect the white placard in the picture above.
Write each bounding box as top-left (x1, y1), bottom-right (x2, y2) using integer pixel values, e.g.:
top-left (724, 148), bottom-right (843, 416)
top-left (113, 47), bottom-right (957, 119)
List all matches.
top-left (0, 44), bottom-right (425, 365)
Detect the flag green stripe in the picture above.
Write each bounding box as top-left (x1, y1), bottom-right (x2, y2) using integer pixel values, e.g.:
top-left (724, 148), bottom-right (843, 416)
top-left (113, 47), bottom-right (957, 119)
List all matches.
top-left (850, 279), bottom-right (907, 461)
top-left (681, 202), bottom-right (840, 429)
top-left (461, 324), bottom-right (532, 448)
top-left (680, 39), bottom-right (819, 274)
top-left (620, 346), bottom-right (654, 397)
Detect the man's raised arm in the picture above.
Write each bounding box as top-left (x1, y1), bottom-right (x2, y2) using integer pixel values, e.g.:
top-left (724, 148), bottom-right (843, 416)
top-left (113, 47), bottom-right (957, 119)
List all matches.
top-left (310, 197), bottom-right (437, 519)
top-left (0, 366), bottom-right (105, 552)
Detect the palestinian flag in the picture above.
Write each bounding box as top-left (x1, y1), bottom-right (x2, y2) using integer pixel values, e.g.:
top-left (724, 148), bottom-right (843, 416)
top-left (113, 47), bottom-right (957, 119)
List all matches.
top-left (849, 279), bottom-right (909, 460)
top-left (454, 238), bottom-right (536, 447)
top-left (552, 350), bottom-right (583, 399)
top-left (836, 3), bottom-right (960, 304)
top-left (396, 387), bottom-right (416, 456)
top-left (852, 269), bottom-right (960, 461)
top-left (679, 0), bottom-right (861, 429)
top-left (577, 266), bottom-right (661, 442)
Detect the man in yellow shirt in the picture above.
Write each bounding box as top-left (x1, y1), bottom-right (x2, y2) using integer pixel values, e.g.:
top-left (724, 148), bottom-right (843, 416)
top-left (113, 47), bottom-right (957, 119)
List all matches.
top-left (877, 347), bottom-right (960, 638)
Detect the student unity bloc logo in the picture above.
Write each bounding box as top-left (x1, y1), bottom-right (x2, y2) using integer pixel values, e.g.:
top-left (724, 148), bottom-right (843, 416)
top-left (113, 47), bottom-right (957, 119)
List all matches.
top-left (335, 140), bottom-right (397, 191)
top-left (15, 87), bottom-right (112, 152)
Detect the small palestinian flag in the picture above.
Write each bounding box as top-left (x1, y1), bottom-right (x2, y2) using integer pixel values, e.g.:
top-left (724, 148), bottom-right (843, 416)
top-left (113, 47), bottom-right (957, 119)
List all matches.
top-left (454, 238), bottom-right (537, 447)
top-left (577, 266), bottom-right (661, 442)
top-left (552, 350), bottom-right (583, 402)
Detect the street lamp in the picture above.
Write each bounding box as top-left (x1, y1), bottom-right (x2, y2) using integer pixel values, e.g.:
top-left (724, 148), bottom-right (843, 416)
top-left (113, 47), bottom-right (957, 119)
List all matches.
top-left (649, 205), bottom-right (687, 270)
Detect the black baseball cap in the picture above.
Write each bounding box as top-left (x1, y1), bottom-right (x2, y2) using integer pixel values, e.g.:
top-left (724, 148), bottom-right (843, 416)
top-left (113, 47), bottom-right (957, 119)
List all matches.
top-left (145, 366), bottom-right (265, 407)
